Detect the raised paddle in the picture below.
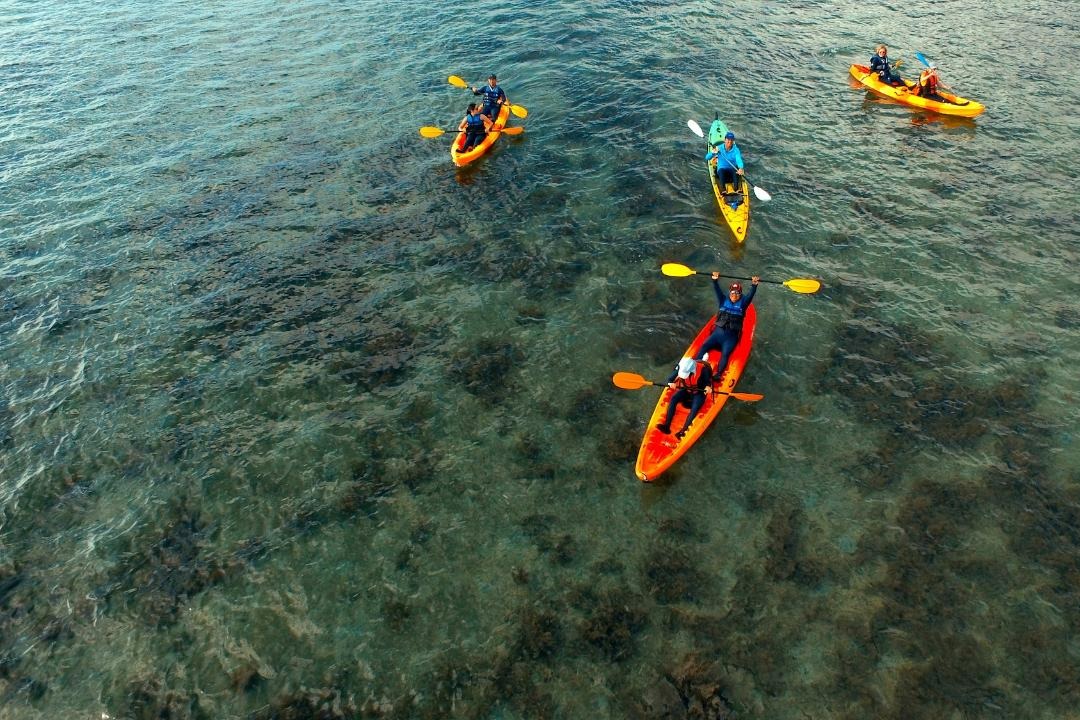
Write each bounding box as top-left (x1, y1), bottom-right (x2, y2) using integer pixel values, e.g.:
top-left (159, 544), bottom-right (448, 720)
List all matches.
top-left (687, 119), bottom-right (772, 201)
top-left (611, 372), bottom-right (764, 401)
top-left (419, 125), bottom-right (524, 138)
top-left (447, 75), bottom-right (529, 118)
top-left (914, 52), bottom-right (955, 92)
top-left (660, 262), bottom-right (821, 294)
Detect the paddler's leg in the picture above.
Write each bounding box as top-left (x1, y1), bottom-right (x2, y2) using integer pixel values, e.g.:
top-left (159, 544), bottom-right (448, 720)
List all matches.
top-left (675, 394), bottom-right (708, 439)
top-left (696, 333), bottom-right (724, 362)
top-left (718, 166), bottom-right (736, 189)
top-left (712, 333), bottom-right (740, 383)
top-left (656, 390), bottom-right (690, 434)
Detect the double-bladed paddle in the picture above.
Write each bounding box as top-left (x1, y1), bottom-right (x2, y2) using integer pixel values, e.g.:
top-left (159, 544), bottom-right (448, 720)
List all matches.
top-left (419, 125), bottom-right (524, 138)
top-left (687, 119), bottom-right (771, 201)
top-left (611, 372), bottom-right (764, 401)
top-left (448, 75), bottom-right (529, 118)
top-left (660, 262), bottom-right (822, 294)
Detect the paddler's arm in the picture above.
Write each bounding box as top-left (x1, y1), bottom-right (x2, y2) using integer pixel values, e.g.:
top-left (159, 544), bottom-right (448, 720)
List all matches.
top-left (699, 364), bottom-right (714, 394)
top-left (711, 272), bottom-right (725, 306)
top-left (742, 276), bottom-right (760, 306)
top-left (665, 366), bottom-right (678, 389)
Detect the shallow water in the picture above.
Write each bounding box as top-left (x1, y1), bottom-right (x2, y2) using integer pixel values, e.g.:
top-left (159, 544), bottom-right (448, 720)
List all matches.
top-left (2, 1), bottom-right (1079, 718)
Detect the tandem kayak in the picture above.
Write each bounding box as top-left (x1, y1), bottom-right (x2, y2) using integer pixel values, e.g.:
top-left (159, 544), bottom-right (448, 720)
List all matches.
top-left (706, 119), bottom-right (750, 243)
top-left (634, 304), bottom-right (757, 482)
top-left (849, 64), bottom-right (985, 117)
top-left (451, 104), bottom-right (511, 167)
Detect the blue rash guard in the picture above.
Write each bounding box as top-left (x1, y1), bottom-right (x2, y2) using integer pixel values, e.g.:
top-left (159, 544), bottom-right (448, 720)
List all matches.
top-left (705, 145), bottom-right (744, 173)
top-left (705, 144), bottom-right (744, 188)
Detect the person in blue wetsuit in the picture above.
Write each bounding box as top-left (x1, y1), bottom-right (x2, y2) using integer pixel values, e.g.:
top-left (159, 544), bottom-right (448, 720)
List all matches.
top-left (656, 356), bottom-right (714, 440)
top-left (695, 273), bottom-right (759, 380)
top-left (705, 132), bottom-right (744, 192)
top-left (870, 44), bottom-right (904, 86)
top-left (458, 103), bottom-right (492, 152)
top-left (471, 75), bottom-right (508, 122)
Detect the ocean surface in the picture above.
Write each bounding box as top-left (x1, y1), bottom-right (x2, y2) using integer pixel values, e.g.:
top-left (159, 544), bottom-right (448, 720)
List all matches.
top-left (2, 1), bottom-right (1079, 718)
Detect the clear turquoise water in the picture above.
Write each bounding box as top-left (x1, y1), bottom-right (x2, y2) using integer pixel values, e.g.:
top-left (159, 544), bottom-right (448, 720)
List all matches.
top-left (2, 1), bottom-right (1079, 718)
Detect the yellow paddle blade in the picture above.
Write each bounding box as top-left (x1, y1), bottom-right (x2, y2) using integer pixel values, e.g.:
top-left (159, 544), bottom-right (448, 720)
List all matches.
top-left (419, 126), bottom-right (447, 138)
top-left (612, 372), bottom-right (653, 390)
top-left (782, 278), bottom-right (821, 294)
top-left (448, 75), bottom-right (468, 88)
top-left (501, 126), bottom-right (524, 135)
top-left (510, 104), bottom-right (528, 119)
top-left (661, 263), bottom-right (697, 278)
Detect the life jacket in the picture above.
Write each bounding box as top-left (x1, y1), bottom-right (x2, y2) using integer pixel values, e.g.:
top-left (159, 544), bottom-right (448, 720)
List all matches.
top-left (479, 85), bottom-right (503, 109)
top-left (715, 296), bottom-right (745, 330)
top-left (918, 69), bottom-right (939, 94)
top-left (676, 361), bottom-right (706, 390)
top-left (870, 54), bottom-right (891, 80)
top-left (465, 112), bottom-right (485, 131)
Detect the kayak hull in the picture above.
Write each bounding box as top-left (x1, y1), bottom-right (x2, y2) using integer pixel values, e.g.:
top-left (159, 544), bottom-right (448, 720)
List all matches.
top-left (706, 119), bottom-right (750, 243)
top-left (709, 160), bottom-right (750, 243)
top-left (849, 64), bottom-right (985, 117)
top-left (634, 304), bottom-right (757, 482)
top-left (451, 104), bottom-right (511, 166)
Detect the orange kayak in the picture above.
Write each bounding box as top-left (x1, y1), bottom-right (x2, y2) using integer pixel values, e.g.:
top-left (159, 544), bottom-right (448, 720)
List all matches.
top-left (634, 304), bottom-right (757, 482)
top-left (451, 104), bottom-right (511, 166)
top-left (849, 64), bottom-right (985, 117)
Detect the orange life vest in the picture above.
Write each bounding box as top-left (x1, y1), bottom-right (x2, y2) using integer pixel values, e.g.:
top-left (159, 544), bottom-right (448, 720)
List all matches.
top-left (676, 361), bottom-right (706, 390)
top-left (918, 69), bottom-right (939, 94)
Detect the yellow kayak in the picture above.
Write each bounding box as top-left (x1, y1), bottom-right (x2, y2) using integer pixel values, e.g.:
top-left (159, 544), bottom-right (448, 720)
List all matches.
top-left (708, 158), bottom-right (750, 243)
top-left (451, 104), bottom-right (511, 167)
top-left (849, 64), bottom-right (985, 117)
top-left (705, 119), bottom-right (750, 243)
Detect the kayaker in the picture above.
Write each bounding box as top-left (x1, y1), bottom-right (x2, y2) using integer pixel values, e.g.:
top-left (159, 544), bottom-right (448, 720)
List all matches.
top-left (458, 103), bottom-right (492, 152)
top-left (870, 44), bottom-right (904, 86)
top-left (656, 356), bottom-right (714, 440)
top-left (912, 67), bottom-right (943, 99)
top-left (705, 132), bottom-right (744, 192)
top-left (695, 273), bottom-right (759, 379)
top-left (471, 75), bottom-right (507, 121)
